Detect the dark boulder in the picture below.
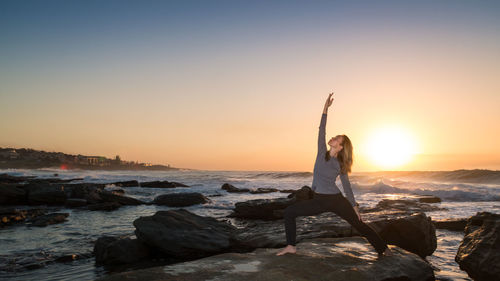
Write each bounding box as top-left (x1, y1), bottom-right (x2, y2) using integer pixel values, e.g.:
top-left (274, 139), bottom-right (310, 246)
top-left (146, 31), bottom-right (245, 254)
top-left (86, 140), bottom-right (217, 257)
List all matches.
top-left (21, 183), bottom-right (67, 205)
top-left (286, 186), bottom-right (314, 201)
top-left (133, 209), bottom-right (238, 260)
top-left (455, 212), bottom-right (500, 281)
top-left (94, 235), bottom-right (151, 265)
top-left (432, 218), bottom-right (467, 231)
top-left (221, 183), bottom-right (250, 193)
top-left (99, 190), bottom-right (145, 205)
top-left (152, 192), bottom-right (209, 207)
top-left (0, 183), bottom-right (27, 204)
top-left (363, 199), bottom-right (446, 214)
top-left (416, 195), bottom-right (442, 203)
top-left (377, 212), bottom-right (437, 258)
top-left (228, 197), bottom-right (296, 220)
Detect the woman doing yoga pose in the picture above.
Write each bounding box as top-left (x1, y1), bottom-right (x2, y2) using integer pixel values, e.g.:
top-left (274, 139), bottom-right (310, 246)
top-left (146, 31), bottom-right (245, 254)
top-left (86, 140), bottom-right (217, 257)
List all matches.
top-left (276, 92), bottom-right (393, 257)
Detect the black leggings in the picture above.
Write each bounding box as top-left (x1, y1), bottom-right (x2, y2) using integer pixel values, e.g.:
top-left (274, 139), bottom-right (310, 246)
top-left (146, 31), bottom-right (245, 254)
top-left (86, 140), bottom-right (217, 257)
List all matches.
top-left (283, 191), bottom-right (388, 254)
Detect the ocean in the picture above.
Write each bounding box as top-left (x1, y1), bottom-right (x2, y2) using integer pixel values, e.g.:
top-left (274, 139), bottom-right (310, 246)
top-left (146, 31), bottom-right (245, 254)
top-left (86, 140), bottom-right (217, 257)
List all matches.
top-left (1, 168), bottom-right (499, 281)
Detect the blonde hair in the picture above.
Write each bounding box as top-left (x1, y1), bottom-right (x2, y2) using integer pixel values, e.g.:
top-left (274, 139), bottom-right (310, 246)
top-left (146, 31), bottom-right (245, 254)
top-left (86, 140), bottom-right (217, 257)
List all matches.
top-left (325, 134), bottom-right (353, 174)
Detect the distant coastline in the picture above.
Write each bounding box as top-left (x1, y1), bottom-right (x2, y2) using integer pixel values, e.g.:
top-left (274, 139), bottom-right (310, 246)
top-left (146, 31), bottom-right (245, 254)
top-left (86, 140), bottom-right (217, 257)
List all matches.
top-left (0, 147), bottom-right (181, 171)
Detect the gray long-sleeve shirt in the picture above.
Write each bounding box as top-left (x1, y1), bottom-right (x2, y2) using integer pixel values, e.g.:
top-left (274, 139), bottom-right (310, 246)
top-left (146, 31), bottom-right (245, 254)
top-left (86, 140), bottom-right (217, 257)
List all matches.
top-left (311, 113), bottom-right (357, 207)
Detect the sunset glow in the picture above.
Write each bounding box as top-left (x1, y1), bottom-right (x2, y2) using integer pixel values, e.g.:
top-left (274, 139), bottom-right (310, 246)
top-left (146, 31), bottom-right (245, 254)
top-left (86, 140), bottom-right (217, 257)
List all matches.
top-left (362, 127), bottom-right (418, 169)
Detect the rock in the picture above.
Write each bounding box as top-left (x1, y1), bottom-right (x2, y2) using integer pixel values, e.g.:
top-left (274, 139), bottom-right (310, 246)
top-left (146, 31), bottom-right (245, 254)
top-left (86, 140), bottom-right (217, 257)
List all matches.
top-left (94, 235), bottom-right (151, 265)
top-left (107, 180), bottom-right (139, 187)
top-left (455, 212), bottom-right (500, 281)
top-left (133, 209), bottom-right (238, 260)
top-left (432, 218), bottom-right (467, 231)
top-left (99, 190), bottom-right (145, 205)
top-left (221, 183), bottom-right (250, 193)
top-left (363, 199), bottom-right (446, 214)
top-left (63, 183), bottom-right (106, 200)
top-left (0, 183), bottom-right (27, 204)
top-left (416, 195), bottom-right (442, 203)
top-left (95, 237), bottom-right (435, 281)
top-left (0, 207), bottom-right (47, 227)
top-left (279, 189), bottom-right (296, 193)
top-left (286, 186), bottom-right (314, 201)
top-left (249, 187), bottom-right (278, 194)
top-left (0, 173), bottom-right (36, 184)
top-left (88, 202), bottom-right (122, 211)
top-left (153, 192), bottom-right (209, 207)
top-left (21, 183), bottom-right (67, 205)
top-left (233, 210), bottom-right (437, 258)
top-left (228, 188), bottom-right (313, 220)
top-left (30, 212), bottom-right (69, 227)
top-left (141, 181), bottom-right (189, 188)
top-left (65, 198), bottom-right (88, 208)
top-left (378, 212), bottom-right (437, 258)
top-left (228, 197), bottom-right (297, 220)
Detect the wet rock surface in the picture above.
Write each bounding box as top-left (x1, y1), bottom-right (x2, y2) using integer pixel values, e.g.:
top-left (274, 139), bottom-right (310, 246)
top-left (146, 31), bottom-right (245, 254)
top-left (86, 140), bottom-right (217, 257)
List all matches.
top-left (455, 211), bottom-right (500, 281)
top-left (95, 237), bottom-right (435, 281)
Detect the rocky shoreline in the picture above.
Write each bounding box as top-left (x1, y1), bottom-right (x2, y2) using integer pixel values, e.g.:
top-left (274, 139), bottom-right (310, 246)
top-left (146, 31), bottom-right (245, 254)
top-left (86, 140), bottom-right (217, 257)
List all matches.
top-left (1, 173), bottom-right (498, 280)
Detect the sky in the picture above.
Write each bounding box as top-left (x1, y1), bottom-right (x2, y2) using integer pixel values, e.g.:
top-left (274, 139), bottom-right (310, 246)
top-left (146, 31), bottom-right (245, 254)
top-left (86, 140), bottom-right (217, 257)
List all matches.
top-left (1, 0), bottom-right (499, 172)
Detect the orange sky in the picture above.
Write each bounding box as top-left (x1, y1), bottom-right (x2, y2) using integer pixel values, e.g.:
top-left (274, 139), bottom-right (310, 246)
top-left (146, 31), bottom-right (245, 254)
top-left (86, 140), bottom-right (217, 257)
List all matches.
top-left (1, 1), bottom-right (499, 172)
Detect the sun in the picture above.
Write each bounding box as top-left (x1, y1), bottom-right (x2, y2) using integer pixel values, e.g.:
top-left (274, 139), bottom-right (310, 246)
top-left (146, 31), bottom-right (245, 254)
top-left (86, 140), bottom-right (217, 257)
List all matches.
top-left (362, 126), bottom-right (418, 169)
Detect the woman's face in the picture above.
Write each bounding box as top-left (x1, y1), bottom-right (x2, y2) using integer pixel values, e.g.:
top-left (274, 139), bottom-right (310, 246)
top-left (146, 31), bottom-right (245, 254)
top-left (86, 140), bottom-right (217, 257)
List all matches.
top-left (328, 135), bottom-right (343, 149)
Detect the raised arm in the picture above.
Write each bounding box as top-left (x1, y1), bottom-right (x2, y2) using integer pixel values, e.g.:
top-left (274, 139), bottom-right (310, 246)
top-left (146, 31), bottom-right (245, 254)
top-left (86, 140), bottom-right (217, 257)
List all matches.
top-left (318, 93), bottom-right (334, 154)
top-left (340, 173), bottom-right (357, 207)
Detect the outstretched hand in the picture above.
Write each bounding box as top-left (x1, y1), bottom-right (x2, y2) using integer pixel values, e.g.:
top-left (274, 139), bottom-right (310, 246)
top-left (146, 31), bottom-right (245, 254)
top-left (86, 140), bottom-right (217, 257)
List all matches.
top-left (324, 92), bottom-right (334, 110)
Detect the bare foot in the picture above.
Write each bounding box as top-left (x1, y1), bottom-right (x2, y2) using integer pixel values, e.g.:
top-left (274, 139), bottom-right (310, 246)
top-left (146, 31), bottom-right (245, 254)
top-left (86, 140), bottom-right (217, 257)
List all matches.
top-left (276, 245), bottom-right (297, 256)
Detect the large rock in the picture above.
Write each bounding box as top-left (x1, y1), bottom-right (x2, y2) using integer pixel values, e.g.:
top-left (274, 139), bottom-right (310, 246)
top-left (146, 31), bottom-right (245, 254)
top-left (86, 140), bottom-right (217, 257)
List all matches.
top-left (94, 235), bottom-right (151, 265)
top-left (363, 199), bottom-right (446, 214)
top-left (228, 186), bottom-right (314, 220)
top-left (98, 190), bottom-right (145, 205)
top-left (133, 209), bottom-right (238, 260)
top-left (0, 183), bottom-right (27, 204)
top-left (432, 218), bottom-right (467, 231)
top-left (233, 210), bottom-right (437, 258)
top-left (228, 197), bottom-right (297, 220)
top-left (455, 212), bottom-right (500, 281)
top-left (21, 183), bottom-right (67, 205)
top-left (221, 183), bottom-right (249, 193)
top-left (95, 237), bottom-right (435, 281)
top-left (377, 212), bottom-right (437, 258)
top-left (286, 186), bottom-right (314, 201)
top-left (152, 192), bottom-right (209, 207)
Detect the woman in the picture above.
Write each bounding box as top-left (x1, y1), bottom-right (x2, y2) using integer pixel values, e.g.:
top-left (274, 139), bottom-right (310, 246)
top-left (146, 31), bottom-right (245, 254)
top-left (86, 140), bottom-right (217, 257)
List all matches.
top-left (276, 92), bottom-right (392, 257)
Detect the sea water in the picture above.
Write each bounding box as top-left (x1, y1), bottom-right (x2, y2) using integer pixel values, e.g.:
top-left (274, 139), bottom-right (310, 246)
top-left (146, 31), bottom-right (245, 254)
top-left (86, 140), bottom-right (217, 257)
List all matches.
top-left (0, 168), bottom-right (499, 280)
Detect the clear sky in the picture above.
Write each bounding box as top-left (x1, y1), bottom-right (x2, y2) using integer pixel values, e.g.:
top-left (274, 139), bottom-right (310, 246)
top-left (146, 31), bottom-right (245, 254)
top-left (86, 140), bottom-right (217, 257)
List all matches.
top-left (1, 0), bottom-right (499, 172)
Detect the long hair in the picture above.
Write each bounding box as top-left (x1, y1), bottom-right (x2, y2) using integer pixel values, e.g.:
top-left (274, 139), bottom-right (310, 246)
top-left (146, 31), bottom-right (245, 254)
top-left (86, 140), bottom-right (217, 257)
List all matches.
top-left (325, 134), bottom-right (353, 174)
